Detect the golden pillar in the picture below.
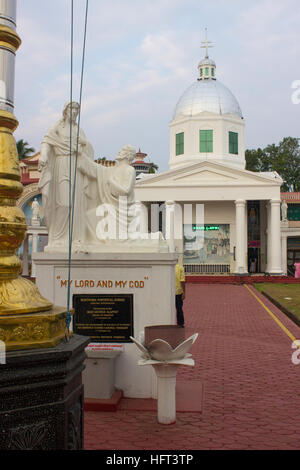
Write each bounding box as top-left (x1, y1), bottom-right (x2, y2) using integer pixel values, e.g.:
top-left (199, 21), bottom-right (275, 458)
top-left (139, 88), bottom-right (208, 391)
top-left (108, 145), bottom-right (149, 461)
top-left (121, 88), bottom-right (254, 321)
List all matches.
top-left (0, 2), bottom-right (66, 350)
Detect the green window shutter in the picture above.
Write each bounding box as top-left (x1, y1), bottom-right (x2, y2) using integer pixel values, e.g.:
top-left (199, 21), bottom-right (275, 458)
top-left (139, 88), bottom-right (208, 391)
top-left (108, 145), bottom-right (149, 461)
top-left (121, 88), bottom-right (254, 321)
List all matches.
top-left (200, 130), bottom-right (213, 153)
top-left (200, 68), bottom-right (203, 77)
top-left (288, 205), bottom-right (300, 221)
top-left (229, 132), bottom-right (238, 155)
top-left (211, 68), bottom-right (215, 77)
top-left (176, 132), bottom-right (184, 156)
top-left (205, 67), bottom-right (209, 76)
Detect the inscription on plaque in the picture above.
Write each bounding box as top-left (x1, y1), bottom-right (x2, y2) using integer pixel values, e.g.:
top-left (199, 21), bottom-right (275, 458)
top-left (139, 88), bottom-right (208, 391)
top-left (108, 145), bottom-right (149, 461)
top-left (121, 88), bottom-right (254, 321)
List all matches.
top-left (73, 294), bottom-right (133, 343)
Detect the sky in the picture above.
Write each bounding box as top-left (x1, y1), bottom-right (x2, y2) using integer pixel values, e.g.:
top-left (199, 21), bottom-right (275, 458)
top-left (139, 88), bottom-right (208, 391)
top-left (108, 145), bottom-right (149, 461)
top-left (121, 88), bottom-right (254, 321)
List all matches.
top-left (14, 0), bottom-right (300, 172)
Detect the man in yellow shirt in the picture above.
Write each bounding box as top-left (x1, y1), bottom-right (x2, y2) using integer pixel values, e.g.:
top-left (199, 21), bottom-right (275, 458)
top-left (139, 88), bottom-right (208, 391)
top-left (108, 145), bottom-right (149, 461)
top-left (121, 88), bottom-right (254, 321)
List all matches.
top-left (175, 262), bottom-right (185, 327)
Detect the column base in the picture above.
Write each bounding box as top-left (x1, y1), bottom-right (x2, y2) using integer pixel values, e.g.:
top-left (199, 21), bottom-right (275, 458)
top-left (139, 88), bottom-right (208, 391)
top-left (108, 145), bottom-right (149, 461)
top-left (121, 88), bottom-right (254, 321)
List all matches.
top-left (265, 271), bottom-right (284, 276)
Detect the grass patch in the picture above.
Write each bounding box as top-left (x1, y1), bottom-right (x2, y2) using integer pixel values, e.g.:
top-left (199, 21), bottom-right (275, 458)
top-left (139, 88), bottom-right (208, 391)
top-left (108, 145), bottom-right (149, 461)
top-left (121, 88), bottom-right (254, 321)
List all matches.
top-left (254, 283), bottom-right (300, 321)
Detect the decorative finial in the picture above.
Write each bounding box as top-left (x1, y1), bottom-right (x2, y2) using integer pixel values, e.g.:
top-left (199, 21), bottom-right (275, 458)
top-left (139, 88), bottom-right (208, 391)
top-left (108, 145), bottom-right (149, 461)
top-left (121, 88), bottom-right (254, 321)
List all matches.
top-left (201, 28), bottom-right (213, 59)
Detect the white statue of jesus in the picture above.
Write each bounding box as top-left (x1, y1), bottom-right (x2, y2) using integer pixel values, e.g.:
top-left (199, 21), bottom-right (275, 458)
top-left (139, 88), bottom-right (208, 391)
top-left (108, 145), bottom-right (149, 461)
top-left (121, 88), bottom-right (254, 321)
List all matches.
top-left (38, 101), bottom-right (94, 251)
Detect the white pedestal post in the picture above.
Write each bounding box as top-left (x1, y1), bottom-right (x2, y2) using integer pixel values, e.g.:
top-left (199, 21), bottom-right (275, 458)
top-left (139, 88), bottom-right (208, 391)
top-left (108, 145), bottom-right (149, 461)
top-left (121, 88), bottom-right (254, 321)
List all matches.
top-left (153, 364), bottom-right (179, 425)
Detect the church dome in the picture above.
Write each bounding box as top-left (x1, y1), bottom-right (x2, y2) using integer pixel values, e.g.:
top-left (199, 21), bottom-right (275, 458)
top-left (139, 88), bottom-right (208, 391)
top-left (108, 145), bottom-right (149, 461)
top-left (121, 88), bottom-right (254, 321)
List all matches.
top-left (173, 79), bottom-right (243, 120)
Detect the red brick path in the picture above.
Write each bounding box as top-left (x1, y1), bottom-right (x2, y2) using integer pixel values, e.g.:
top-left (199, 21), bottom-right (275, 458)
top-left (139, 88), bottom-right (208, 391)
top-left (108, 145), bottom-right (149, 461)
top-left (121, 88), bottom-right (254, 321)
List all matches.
top-left (84, 284), bottom-right (300, 450)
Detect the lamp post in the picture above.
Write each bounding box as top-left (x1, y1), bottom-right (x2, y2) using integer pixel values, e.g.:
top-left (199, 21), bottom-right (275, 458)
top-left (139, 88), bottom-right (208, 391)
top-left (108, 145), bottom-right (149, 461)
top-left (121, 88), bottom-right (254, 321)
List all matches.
top-left (0, 2), bottom-right (89, 450)
top-left (0, 0), bottom-right (68, 350)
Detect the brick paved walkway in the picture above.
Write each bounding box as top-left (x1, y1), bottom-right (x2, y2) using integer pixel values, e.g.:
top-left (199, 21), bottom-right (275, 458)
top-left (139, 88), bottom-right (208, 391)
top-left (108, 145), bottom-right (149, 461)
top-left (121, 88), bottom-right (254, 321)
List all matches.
top-left (84, 284), bottom-right (300, 450)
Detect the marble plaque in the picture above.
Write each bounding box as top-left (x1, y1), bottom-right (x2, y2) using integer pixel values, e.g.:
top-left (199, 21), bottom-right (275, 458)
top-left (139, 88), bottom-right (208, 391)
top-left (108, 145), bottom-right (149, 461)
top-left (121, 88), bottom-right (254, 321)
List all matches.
top-left (73, 294), bottom-right (133, 343)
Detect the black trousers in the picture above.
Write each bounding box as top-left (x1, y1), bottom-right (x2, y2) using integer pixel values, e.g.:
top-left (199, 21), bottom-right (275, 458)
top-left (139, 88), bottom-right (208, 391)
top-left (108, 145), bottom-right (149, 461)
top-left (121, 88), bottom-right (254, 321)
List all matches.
top-left (176, 294), bottom-right (184, 326)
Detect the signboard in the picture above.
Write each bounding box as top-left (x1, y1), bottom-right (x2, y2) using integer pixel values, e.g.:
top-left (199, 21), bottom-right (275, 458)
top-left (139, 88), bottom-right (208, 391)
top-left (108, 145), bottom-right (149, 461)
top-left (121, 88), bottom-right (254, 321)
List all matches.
top-left (73, 294), bottom-right (133, 343)
top-left (193, 224), bottom-right (220, 231)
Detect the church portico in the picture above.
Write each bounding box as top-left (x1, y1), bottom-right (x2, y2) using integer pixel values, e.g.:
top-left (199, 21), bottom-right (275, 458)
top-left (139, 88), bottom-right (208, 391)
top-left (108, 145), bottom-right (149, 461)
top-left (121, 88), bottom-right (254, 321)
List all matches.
top-left (135, 159), bottom-right (283, 275)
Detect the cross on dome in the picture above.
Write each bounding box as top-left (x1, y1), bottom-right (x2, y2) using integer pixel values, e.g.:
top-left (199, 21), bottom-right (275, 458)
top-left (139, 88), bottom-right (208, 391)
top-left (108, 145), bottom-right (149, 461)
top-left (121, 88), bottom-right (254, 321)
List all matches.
top-left (198, 30), bottom-right (216, 81)
top-left (201, 28), bottom-right (213, 59)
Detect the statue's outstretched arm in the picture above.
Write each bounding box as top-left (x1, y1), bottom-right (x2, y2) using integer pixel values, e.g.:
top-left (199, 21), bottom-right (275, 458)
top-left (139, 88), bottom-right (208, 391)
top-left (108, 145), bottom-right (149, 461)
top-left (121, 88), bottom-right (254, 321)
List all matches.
top-left (78, 155), bottom-right (97, 179)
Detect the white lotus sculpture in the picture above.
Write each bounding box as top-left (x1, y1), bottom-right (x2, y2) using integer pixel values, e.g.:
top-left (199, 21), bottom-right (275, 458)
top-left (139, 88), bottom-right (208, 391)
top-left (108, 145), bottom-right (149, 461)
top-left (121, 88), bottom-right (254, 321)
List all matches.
top-left (130, 333), bottom-right (198, 366)
top-left (130, 332), bottom-right (198, 424)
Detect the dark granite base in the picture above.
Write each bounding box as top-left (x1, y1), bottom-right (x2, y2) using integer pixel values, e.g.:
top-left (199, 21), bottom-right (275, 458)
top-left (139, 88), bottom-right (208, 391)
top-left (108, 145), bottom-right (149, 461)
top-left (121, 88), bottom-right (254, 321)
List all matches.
top-left (0, 335), bottom-right (90, 450)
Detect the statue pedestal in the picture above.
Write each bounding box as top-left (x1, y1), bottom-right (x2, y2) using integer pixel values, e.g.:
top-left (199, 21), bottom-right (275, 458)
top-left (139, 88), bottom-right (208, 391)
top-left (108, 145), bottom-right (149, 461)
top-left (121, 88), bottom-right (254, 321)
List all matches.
top-left (0, 335), bottom-right (89, 450)
top-left (33, 252), bottom-right (177, 398)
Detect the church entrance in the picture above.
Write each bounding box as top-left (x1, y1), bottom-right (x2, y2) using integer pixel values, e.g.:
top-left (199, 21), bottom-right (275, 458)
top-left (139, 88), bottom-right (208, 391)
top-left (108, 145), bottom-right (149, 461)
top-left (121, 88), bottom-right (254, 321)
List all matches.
top-left (287, 237), bottom-right (300, 275)
top-left (247, 201), bottom-right (261, 273)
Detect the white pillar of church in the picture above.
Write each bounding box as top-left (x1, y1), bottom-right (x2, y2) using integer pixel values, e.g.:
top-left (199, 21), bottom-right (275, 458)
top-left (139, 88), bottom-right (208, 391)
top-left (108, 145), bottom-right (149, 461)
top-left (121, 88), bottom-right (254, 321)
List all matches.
top-left (234, 199), bottom-right (248, 274)
top-left (266, 202), bottom-right (271, 273)
top-left (267, 199), bottom-right (283, 274)
top-left (244, 202), bottom-right (248, 270)
top-left (31, 233), bottom-right (38, 277)
top-left (165, 200), bottom-right (175, 253)
top-left (134, 200), bottom-right (148, 234)
top-left (281, 235), bottom-right (287, 275)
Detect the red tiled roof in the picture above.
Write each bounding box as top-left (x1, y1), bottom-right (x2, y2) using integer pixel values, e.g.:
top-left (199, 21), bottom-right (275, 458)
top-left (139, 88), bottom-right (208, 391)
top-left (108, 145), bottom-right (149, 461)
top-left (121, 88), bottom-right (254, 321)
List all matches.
top-left (281, 193), bottom-right (300, 203)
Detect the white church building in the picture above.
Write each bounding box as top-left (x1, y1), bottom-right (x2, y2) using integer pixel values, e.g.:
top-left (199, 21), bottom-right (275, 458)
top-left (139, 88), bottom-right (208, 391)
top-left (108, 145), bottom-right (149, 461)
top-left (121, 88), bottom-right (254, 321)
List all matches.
top-left (135, 47), bottom-right (284, 276)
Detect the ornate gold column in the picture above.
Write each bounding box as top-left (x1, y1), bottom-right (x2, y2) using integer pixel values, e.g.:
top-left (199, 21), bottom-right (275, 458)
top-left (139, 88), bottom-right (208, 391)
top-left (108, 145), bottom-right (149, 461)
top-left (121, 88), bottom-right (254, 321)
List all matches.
top-left (0, 1), bottom-right (66, 350)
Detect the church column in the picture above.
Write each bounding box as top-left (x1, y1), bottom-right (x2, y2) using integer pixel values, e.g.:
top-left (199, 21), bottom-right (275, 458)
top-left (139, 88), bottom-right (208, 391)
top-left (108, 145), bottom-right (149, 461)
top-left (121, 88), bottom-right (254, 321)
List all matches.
top-left (281, 235), bottom-right (287, 275)
top-left (134, 200), bottom-right (148, 234)
top-left (234, 199), bottom-right (248, 274)
top-left (266, 202), bottom-right (271, 273)
top-left (165, 200), bottom-right (175, 253)
top-left (267, 199), bottom-right (283, 274)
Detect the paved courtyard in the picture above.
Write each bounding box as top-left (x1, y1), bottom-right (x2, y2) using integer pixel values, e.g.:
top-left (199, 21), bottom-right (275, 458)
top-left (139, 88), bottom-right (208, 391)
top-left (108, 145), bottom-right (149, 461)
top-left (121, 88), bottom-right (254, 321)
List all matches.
top-left (84, 284), bottom-right (300, 450)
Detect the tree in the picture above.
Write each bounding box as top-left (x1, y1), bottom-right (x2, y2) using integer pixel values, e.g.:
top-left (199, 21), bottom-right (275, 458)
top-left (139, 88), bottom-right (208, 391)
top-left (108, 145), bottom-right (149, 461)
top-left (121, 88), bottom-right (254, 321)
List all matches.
top-left (16, 139), bottom-right (35, 160)
top-left (95, 157), bottom-right (106, 164)
top-left (245, 148), bottom-right (266, 172)
top-left (148, 162), bottom-right (159, 174)
top-left (275, 137), bottom-right (300, 192)
top-left (245, 137), bottom-right (300, 192)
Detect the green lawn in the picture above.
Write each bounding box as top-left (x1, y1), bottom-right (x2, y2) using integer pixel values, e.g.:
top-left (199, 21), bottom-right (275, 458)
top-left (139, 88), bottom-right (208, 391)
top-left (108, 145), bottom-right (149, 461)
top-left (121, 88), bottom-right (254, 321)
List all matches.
top-left (255, 283), bottom-right (300, 321)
